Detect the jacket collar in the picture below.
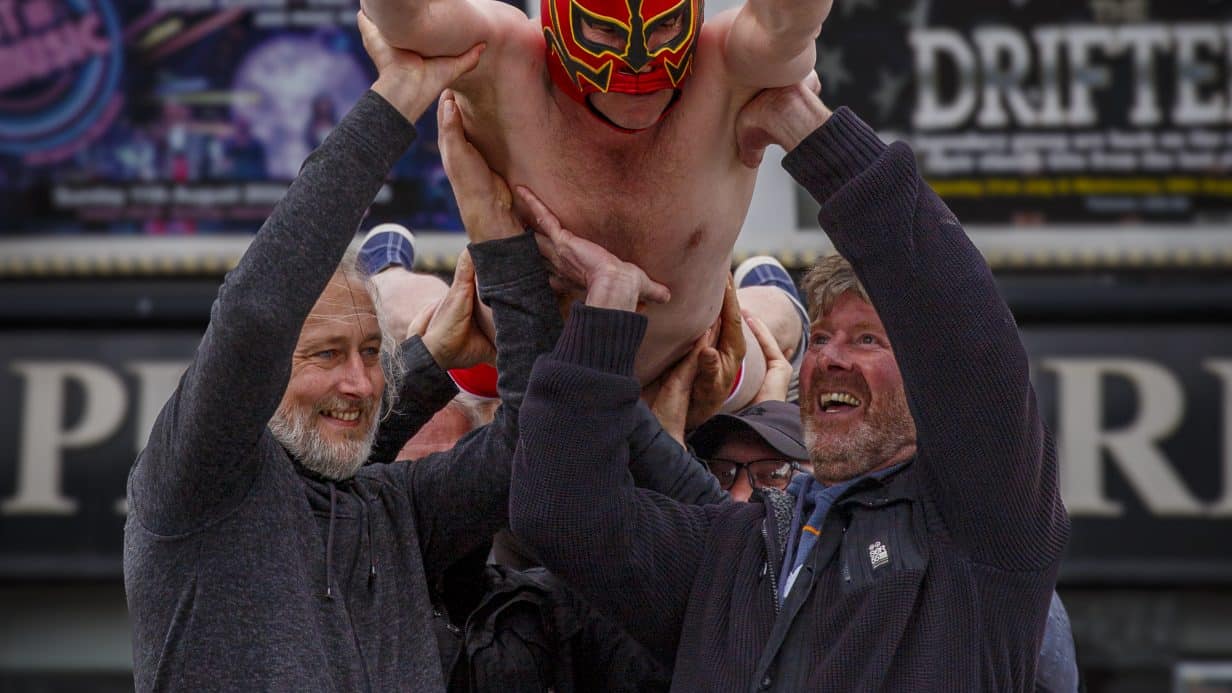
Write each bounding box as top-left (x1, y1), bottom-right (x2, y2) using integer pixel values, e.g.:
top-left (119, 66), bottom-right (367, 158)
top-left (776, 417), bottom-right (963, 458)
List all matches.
top-left (756, 460), bottom-right (916, 560)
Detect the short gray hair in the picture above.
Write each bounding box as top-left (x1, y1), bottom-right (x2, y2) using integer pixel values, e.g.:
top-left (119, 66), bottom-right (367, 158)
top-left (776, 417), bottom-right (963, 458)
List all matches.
top-left (800, 254), bottom-right (870, 323)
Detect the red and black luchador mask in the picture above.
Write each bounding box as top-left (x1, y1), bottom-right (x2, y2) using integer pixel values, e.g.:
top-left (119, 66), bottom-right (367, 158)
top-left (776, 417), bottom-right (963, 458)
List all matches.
top-left (541, 0), bottom-right (701, 104)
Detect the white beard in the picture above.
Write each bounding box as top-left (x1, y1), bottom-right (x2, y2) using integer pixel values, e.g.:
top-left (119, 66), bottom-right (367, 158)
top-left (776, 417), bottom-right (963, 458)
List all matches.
top-left (268, 399), bottom-right (377, 480)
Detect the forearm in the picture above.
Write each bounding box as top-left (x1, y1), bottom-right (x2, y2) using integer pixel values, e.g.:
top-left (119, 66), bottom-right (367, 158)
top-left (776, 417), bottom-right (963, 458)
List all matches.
top-left (628, 402), bottom-right (728, 505)
top-left (362, 0), bottom-right (493, 56)
top-left (724, 3), bottom-right (821, 87)
top-left (510, 306), bottom-right (709, 654)
top-left (784, 109), bottom-right (1068, 566)
top-left (368, 337), bottom-right (458, 466)
top-left (408, 232), bottom-right (561, 575)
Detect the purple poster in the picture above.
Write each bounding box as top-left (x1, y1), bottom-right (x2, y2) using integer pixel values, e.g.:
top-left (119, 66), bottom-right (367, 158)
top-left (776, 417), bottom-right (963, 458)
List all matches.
top-left (0, 0), bottom-right (463, 235)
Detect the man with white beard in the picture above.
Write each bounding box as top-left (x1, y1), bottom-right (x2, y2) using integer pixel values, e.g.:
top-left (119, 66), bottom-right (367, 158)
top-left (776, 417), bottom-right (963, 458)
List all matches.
top-left (122, 25), bottom-right (564, 691)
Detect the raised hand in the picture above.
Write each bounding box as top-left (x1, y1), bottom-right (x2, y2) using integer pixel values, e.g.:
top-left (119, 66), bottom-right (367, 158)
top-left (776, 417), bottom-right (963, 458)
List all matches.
top-left (412, 250), bottom-right (496, 370)
top-left (438, 89), bottom-right (522, 242)
top-left (515, 185), bottom-right (671, 311)
top-left (649, 333), bottom-right (709, 445)
top-left (735, 71), bottom-right (828, 168)
top-left (686, 277), bottom-right (746, 429)
top-left (358, 10), bottom-right (484, 123)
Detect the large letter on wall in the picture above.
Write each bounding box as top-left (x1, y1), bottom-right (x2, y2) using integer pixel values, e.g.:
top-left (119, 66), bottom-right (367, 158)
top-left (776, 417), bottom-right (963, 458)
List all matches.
top-left (910, 29), bottom-right (978, 130)
top-left (1046, 358), bottom-right (1204, 517)
top-left (2, 362), bottom-right (126, 515)
top-left (1205, 359), bottom-right (1232, 516)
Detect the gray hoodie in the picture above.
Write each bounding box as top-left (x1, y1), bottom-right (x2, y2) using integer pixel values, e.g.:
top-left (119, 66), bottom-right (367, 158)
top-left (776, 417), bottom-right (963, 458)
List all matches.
top-left (123, 91), bottom-right (561, 692)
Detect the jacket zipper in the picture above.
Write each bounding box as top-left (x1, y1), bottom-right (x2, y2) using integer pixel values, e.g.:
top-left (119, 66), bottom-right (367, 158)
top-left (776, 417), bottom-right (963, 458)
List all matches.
top-left (761, 522), bottom-right (781, 614)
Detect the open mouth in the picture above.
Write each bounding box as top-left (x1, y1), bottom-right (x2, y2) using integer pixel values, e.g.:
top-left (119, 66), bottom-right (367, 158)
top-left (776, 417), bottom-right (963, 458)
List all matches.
top-left (320, 408), bottom-right (363, 426)
top-left (817, 391), bottom-right (863, 414)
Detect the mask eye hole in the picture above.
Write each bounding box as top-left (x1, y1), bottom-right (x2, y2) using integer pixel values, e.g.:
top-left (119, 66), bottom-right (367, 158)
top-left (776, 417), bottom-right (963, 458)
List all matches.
top-left (644, 8), bottom-right (686, 51)
top-left (572, 6), bottom-right (630, 55)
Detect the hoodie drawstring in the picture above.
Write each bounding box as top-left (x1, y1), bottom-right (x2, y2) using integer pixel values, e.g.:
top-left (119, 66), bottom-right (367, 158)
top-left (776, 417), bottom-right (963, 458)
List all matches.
top-left (325, 481), bottom-right (337, 600)
top-left (322, 479), bottom-right (378, 599)
top-left (359, 487), bottom-right (377, 585)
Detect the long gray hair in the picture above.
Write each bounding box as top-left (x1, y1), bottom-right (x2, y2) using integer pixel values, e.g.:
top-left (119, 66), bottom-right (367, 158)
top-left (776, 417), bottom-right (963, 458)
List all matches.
top-left (337, 245), bottom-right (406, 416)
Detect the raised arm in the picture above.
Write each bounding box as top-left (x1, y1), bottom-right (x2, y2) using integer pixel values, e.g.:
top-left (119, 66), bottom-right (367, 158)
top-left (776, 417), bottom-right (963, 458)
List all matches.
top-left (402, 232), bottom-right (562, 578)
top-left (129, 26), bottom-right (482, 536)
top-left (509, 188), bottom-right (718, 657)
top-left (359, 0), bottom-right (529, 80)
top-left (629, 401), bottom-right (729, 506)
top-left (387, 92), bottom-right (557, 576)
top-left (743, 82), bottom-right (1068, 569)
top-left (718, 0), bottom-right (830, 88)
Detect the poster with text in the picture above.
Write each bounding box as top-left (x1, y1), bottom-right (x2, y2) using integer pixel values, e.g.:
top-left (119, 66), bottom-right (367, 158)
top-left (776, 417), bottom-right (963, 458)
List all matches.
top-left (0, 0), bottom-right (464, 235)
top-left (807, 0), bottom-right (1232, 227)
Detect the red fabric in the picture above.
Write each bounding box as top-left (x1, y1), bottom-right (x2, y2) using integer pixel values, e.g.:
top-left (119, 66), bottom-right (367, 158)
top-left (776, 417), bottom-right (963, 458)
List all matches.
top-left (448, 363), bottom-right (499, 399)
top-left (727, 361), bottom-right (745, 398)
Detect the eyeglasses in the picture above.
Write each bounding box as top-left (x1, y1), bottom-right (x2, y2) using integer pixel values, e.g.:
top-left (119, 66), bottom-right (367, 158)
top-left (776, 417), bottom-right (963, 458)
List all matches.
top-left (704, 457), bottom-right (801, 491)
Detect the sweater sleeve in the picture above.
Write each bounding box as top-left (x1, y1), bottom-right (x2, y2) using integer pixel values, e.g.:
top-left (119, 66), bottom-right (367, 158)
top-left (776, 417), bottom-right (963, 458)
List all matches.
top-left (128, 91), bottom-right (416, 535)
top-left (404, 232), bottom-right (563, 580)
top-left (366, 337), bottom-right (459, 466)
top-left (510, 304), bottom-right (716, 659)
top-left (783, 108), bottom-right (1069, 570)
top-left (628, 402), bottom-right (729, 505)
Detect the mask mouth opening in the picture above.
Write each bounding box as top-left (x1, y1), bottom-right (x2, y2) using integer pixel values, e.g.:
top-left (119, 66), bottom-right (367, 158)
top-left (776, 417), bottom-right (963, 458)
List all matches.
top-left (583, 88), bottom-right (683, 133)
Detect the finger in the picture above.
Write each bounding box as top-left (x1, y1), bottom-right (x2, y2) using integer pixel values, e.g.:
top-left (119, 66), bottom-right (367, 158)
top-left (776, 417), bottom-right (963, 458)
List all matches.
top-left (438, 92), bottom-right (473, 182)
top-left (739, 146), bottom-right (766, 169)
top-left (702, 320), bottom-right (719, 349)
top-left (356, 9), bottom-right (378, 43)
top-left (638, 271), bottom-right (672, 305)
top-left (697, 347), bottom-right (721, 379)
top-left (515, 186), bottom-right (564, 242)
top-left (532, 229), bottom-right (560, 266)
top-left (407, 299), bottom-right (439, 339)
top-left (735, 127), bottom-right (770, 169)
top-left (442, 42), bottom-right (486, 84)
top-left (804, 70), bottom-right (821, 95)
top-left (745, 314), bottom-right (786, 363)
top-left (452, 248), bottom-right (476, 286)
top-left (660, 353), bottom-right (698, 396)
top-left (716, 278), bottom-right (747, 355)
top-left (438, 251), bottom-right (476, 317)
top-left (437, 89), bottom-right (456, 142)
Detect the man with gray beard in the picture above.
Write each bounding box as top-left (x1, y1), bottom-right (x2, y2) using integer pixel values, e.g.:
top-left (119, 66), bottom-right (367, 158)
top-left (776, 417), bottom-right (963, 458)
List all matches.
top-left (122, 24), bottom-right (565, 691)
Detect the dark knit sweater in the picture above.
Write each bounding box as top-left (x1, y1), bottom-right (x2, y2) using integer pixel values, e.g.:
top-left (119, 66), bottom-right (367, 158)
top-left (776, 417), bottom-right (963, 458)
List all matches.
top-left (123, 92), bottom-right (561, 692)
top-left (510, 108), bottom-right (1071, 691)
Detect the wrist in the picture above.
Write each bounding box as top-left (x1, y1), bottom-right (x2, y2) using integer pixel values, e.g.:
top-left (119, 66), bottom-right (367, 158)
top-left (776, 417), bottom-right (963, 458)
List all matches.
top-left (372, 74), bottom-right (432, 124)
top-left (781, 99), bottom-right (832, 152)
top-left (420, 333), bottom-right (453, 370)
top-left (585, 268), bottom-right (640, 311)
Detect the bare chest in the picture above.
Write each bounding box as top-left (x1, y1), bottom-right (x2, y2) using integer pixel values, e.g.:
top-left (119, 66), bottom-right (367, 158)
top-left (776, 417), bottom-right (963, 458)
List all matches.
top-left (465, 74), bottom-right (756, 278)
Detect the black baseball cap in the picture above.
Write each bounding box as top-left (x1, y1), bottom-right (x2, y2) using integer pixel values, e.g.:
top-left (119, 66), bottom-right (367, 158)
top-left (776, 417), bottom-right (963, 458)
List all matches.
top-left (687, 400), bottom-right (807, 460)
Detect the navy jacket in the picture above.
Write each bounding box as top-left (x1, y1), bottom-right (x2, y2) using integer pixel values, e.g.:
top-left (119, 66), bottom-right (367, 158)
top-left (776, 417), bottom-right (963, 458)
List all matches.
top-left (510, 108), bottom-right (1071, 691)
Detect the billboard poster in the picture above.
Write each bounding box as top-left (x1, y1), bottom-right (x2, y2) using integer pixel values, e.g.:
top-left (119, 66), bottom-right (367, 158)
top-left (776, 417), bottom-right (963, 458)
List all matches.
top-left (0, 0), bottom-right (464, 235)
top-left (805, 0), bottom-right (1232, 228)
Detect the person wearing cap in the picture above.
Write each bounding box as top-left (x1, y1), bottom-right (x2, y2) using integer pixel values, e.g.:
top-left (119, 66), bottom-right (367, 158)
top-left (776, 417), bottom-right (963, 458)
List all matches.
top-left (688, 400), bottom-right (809, 502)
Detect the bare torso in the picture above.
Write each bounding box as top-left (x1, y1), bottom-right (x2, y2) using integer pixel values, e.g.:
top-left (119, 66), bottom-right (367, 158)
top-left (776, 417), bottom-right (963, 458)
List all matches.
top-left (455, 9), bottom-right (760, 383)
